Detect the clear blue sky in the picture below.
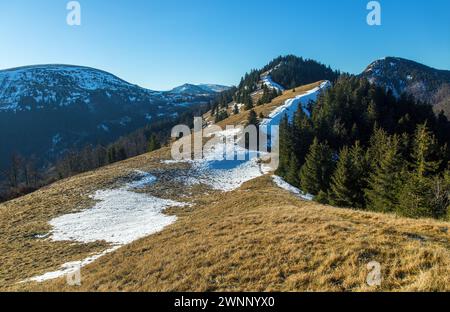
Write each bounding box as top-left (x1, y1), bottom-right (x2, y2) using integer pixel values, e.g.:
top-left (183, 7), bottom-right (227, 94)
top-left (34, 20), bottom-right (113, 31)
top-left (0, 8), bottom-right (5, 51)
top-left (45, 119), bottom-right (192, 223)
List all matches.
top-left (0, 0), bottom-right (449, 90)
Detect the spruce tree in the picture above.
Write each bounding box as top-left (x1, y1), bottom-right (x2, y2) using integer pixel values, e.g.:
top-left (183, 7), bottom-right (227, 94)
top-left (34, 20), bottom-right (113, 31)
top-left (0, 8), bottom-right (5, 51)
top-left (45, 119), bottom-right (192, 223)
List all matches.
top-left (299, 138), bottom-right (334, 195)
top-left (285, 152), bottom-right (300, 187)
top-left (148, 134), bottom-right (161, 152)
top-left (329, 142), bottom-right (368, 208)
top-left (247, 109), bottom-right (259, 128)
top-left (244, 94), bottom-right (254, 110)
top-left (233, 104), bottom-right (239, 115)
top-left (292, 105), bottom-right (314, 167)
top-left (410, 123), bottom-right (440, 178)
top-left (275, 115), bottom-right (292, 177)
top-left (365, 132), bottom-right (404, 213)
top-left (398, 124), bottom-right (442, 218)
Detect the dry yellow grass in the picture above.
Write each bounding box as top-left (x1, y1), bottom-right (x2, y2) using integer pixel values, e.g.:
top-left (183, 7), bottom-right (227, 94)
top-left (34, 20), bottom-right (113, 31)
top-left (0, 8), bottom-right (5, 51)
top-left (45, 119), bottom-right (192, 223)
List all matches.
top-left (8, 175), bottom-right (450, 292)
top-left (1, 80), bottom-right (449, 292)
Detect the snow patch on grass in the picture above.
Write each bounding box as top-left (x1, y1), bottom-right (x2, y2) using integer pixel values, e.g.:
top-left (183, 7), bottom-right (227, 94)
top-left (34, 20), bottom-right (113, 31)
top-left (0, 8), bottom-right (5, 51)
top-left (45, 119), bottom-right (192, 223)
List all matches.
top-left (261, 80), bottom-right (331, 128)
top-left (24, 247), bottom-right (120, 283)
top-left (272, 175), bottom-right (313, 201)
top-left (261, 75), bottom-right (285, 92)
top-left (24, 171), bottom-right (187, 283)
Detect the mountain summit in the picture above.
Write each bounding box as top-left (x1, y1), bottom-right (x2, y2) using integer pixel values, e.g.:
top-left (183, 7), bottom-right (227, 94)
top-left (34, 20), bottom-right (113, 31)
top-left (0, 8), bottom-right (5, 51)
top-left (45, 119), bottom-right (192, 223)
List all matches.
top-left (0, 65), bottom-right (221, 168)
top-left (360, 57), bottom-right (450, 116)
top-left (170, 83), bottom-right (230, 95)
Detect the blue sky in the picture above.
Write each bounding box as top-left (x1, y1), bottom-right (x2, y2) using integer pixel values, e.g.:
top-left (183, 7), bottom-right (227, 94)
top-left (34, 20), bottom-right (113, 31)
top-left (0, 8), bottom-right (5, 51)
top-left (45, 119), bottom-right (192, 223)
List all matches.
top-left (0, 0), bottom-right (449, 90)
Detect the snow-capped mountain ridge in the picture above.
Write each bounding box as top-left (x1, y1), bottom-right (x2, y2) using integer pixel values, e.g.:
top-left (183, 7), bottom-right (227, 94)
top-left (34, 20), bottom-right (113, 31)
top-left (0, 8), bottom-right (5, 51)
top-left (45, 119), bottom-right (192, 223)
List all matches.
top-left (170, 83), bottom-right (230, 95)
top-left (0, 64), bottom-right (221, 169)
top-left (360, 57), bottom-right (450, 101)
top-left (0, 65), bottom-right (228, 112)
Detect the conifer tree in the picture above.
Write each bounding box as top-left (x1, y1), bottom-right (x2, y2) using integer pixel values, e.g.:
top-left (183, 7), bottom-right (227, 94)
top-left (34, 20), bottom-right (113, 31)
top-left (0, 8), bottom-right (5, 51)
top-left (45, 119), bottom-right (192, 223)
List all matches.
top-left (148, 134), bottom-right (161, 152)
top-left (410, 123), bottom-right (440, 177)
top-left (233, 104), bottom-right (239, 115)
top-left (276, 114), bottom-right (292, 177)
top-left (398, 124), bottom-right (442, 218)
top-left (247, 109), bottom-right (259, 128)
top-left (365, 132), bottom-right (404, 213)
top-left (285, 152), bottom-right (300, 186)
top-left (292, 105), bottom-right (314, 167)
top-left (329, 142), bottom-right (368, 208)
top-left (244, 94), bottom-right (254, 110)
top-left (299, 138), bottom-right (334, 195)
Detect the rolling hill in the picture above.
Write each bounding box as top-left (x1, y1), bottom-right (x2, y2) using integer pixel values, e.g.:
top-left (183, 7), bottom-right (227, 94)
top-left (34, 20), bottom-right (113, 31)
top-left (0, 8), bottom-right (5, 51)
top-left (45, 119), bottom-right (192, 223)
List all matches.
top-left (360, 57), bottom-right (450, 117)
top-left (0, 65), bottom-right (225, 169)
top-left (1, 81), bottom-right (448, 292)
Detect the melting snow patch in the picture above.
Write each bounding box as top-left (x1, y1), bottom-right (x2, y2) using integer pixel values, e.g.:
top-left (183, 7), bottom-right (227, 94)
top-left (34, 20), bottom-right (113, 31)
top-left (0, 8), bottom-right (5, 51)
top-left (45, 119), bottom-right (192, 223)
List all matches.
top-left (261, 81), bottom-right (330, 129)
top-left (166, 82), bottom-right (331, 192)
top-left (272, 175), bottom-right (313, 201)
top-left (49, 188), bottom-right (181, 245)
top-left (261, 75), bottom-right (285, 92)
top-left (24, 171), bottom-right (187, 283)
top-left (24, 247), bottom-right (120, 283)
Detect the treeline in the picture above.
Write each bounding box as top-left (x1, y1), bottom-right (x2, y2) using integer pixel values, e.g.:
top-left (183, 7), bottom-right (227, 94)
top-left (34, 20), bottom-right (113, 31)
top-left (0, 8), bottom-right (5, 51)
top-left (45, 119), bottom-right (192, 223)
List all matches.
top-left (277, 76), bottom-right (450, 219)
top-left (211, 86), bottom-right (237, 123)
top-left (262, 55), bottom-right (341, 89)
top-left (257, 85), bottom-right (281, 106)
top-left (0, 105), bottom-right (210, 203)
top-left (213, 55), bottom-right (341, 122)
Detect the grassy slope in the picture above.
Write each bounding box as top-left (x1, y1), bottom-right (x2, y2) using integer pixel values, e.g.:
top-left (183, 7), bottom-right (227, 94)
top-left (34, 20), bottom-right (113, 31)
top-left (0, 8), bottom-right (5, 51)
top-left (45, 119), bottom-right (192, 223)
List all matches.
top-left (1, 82), bottom-right (449, 291)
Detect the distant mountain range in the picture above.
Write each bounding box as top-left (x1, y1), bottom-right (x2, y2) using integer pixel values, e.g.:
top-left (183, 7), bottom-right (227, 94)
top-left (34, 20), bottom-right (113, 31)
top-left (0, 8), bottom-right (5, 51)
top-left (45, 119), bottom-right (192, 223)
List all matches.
top-left (360, 57), bottom-right (450, 116)
top-left (0, 65), bottom-right (228, 168)
top-left (170, 83), bottom-right (230, 95)
top-left (1, 57), bottom-right (449, 171)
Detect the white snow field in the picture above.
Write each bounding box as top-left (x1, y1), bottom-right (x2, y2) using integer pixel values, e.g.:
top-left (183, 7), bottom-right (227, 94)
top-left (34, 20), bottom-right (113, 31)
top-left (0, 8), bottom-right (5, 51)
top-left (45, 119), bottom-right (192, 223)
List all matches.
top-left (260, 80), bottom-right (331, 128)
top-left (25, 247), bottom-right (120, 283)
top-left (272, 175), bottom-right (313, 201)
top-left (182, 128), bottom-right (272, 191)
top-left (261, 75), bottom-right (285, 92)
top-left (24, 171), bottom-right (187, 282)
top-left (172, 81), bottom-right (331, 192)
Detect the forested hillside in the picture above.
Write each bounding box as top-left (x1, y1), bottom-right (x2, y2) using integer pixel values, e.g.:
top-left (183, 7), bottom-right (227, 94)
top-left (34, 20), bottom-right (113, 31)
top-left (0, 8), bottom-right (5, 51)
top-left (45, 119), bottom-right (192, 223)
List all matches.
top-left (211, 55), bottom-right (340, 121)
top-left (277, 76), bottom-right (450, 219)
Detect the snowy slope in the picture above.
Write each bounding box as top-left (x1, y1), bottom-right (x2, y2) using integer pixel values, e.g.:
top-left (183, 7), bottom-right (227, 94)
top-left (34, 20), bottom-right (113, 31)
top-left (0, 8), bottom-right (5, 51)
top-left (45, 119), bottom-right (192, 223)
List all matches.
top-left (24, 82), bottom-right (325, 283)
top-left (360, 57), bottom-right (450, 104)
top-left (0, 65), bottom-right (221, 170)
top-left (25, 171), bottom-right (188, 282)
top-left (198, 84), bottom-right (231, 93)
top-left (0, 65), bottom-right (138, 112)
top-left (260, 80), bottom-right (331, 129)
top-left (261, 75), bottom-right (285, 92)
top-left (168, 82), bottom-right (331, 192)
top-left (170, 83), bottom-right (230, 95)
top-left (272, 175), bottom-right (313, 201)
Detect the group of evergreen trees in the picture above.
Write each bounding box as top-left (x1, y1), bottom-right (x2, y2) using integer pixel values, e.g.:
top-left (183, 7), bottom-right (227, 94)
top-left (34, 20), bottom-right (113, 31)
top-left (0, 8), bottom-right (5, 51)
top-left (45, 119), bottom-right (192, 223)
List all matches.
top-left (210, 87), bottom-right (236, 123)
top-left (257, 85), bottom-right (281, 106)
top-left (261, 55), bottom-right (341, 89)
top-left (230, 55), bottom-right (341, 113)
top-left (277, 76), bottom-right (450, 220)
